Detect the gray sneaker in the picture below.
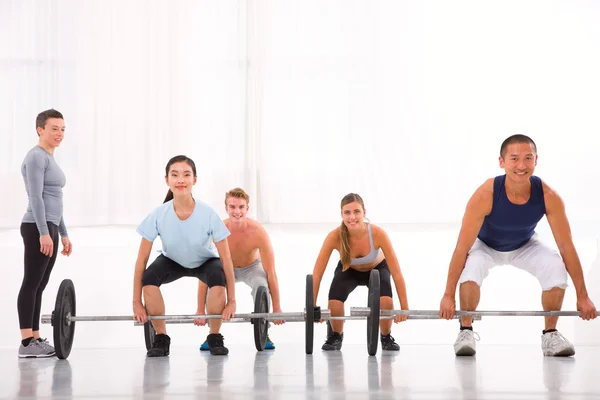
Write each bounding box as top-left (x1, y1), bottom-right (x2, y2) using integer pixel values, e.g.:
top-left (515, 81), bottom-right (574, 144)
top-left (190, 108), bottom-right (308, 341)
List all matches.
top-left (454, 329), bottom-right (480, 356)
top-left (37, 338), bottom-right (56, 354)
top-left (18, 340), bottom-right (55, 358)
top-left (541, 331), bottom-right (575, 357)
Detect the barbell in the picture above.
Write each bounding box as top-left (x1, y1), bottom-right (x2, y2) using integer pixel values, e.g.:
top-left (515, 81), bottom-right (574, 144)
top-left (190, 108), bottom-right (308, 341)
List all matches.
top-left (41, 281), bottom-right (274, 358)
top-left (42, 270), bottom-right (476, 359)
top-left (351, 309), bottom-right (587, 317)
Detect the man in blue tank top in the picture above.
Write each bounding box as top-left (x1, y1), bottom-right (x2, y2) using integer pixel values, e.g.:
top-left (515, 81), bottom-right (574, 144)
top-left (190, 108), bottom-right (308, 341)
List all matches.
top-left (439, 134), bottom-right (597, 357)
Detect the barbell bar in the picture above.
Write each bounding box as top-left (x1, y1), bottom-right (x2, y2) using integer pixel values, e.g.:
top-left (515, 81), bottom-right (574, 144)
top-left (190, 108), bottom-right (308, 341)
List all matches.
top-left (41, 312), bottom-right (307, 324)
top-left (128, 313), bottom-right (473, 324)
top-left (43, 271), bottom-right (492, 360)
top-left (350, 308), bottom-right (585, 318)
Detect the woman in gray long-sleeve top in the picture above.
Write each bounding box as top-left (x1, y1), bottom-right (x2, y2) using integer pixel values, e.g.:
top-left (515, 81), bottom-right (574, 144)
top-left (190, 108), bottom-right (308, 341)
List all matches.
top-left (17, 109), bottom-right (73, 358)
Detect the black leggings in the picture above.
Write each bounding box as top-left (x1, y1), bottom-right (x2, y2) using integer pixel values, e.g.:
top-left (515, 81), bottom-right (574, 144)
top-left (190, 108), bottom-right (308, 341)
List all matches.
top-left (328, 259), bottom-right (393, 302)
top-left (18, 222), bottom-right (59, 331)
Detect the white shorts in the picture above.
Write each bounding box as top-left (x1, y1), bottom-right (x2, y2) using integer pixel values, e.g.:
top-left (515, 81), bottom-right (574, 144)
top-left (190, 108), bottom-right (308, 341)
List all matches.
top-left (458, 234), bottom-right (568, 291)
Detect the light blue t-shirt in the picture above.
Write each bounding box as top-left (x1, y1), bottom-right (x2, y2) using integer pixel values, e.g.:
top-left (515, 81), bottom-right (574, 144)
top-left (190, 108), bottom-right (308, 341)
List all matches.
top-left (136, 200), bottom-right (230, 269)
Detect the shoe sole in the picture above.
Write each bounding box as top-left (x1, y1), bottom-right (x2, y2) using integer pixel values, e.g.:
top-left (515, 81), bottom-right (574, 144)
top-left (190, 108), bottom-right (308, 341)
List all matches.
top-left (199, 348), bottom-right (210, 351)
top-left (18, 353), bottom-right (55, 358)
top-left (544, 348), bottom-right (575, 357)
top-left (455, 345), bottom-right (476, 356)
top-left (382, 347), bottom-right (400, 351)
top-left (147, 351), bottom-right (170, 357)
top-left (321, 345), bottom-right (342, 351)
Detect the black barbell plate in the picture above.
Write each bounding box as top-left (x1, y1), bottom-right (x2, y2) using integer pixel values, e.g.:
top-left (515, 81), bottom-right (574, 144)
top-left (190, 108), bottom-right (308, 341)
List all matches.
top-left (253, 286), bottom-right (269, 351)
top-left (305, 275), bottom-right (314, 354)
top-left (144, 306), bottom-right (156, 351)
top-left (367, 269), bottom-right (381, 356)
top-left (53, 279), bottom-right (76, 359)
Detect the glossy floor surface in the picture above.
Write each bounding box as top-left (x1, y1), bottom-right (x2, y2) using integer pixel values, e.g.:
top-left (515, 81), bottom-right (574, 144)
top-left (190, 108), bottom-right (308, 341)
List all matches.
top-left (1, 344), bottom-right (599, 400)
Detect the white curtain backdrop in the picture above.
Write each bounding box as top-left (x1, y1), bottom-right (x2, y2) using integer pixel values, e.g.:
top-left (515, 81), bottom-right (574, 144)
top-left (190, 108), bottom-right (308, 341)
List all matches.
top-left (1, 0), bottom-right (250, 227)
top-left (2, 0), bottom-right (600, 227)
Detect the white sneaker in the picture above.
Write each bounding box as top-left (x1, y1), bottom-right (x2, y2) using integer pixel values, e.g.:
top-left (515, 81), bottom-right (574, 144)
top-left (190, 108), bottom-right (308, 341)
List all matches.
top-left (541, 331), bottom-right (575, 357)
top-left (454, 329), bottom-right (479, 356)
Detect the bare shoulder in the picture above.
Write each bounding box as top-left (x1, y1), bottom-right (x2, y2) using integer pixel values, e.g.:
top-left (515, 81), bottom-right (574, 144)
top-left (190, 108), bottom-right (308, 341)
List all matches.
top-left (478, 178), bottom-right (495, 198)
top-left (369, 223), bottom-right (393, 250)
top-left (368, 223), bottom-right (388, 240)
top-left (540, 178), bottom-right (559, 197)
top-left (324, 227), bottom-right (341, 250)
top-left (247, 218), bottom-right (263, 230)
top-left (540, 179), bottom-right (565, 210)
top-left (249, 219), bottom-right (270, 239)
top-left (467, 178), bottom-right (494, 215)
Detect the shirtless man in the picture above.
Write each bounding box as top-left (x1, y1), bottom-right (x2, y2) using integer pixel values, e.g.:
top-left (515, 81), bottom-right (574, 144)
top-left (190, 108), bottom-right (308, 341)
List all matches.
top-left (439, 134), bottom-right (597, 357)
top-left (197, 188), bottom-right (284, 350)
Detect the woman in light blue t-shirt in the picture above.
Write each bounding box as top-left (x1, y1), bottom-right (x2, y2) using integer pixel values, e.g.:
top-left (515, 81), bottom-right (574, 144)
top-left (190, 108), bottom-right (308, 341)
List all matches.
top-left (132, 155), bottom-right (236, 357)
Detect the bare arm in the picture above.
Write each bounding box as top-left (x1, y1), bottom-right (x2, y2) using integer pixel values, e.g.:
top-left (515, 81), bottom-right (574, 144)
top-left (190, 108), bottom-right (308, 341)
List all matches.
top-left (374, 226), bottom-right (408, 311)
top-left (133, 238), bottom-right (153, 304)
top-left (215, 238), bottom-right (236, 304)
top-left (312, 230), bottom-right (337, 304)
top-left (257, 227), bottom-right (282, 311)
top-left (544, 184), bottom-right (587, 297)
top-left (543, 182), bottom-right (597, 320)
top-left (197, 282), bottom-right (208, 312)
top-left (132, 238), bottom-right (153, 322)
top-left (443, 182), bottom-right (493, 297)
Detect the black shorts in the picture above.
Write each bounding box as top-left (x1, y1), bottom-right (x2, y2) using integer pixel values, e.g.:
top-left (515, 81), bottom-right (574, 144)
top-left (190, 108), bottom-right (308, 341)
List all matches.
top-left (141, 255), bottom-right (226, 288)
top-left (328, 259), bottom-right (393, 302)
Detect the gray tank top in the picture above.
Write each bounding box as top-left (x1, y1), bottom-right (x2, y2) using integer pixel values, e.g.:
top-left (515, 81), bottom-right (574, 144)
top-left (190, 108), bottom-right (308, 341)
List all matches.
top-left (350, 223), bottom-right (379, 265)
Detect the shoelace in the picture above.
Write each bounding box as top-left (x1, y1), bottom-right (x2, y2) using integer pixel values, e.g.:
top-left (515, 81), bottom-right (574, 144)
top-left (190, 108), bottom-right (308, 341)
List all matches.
top-left (456, 330), bottom-right (480, 343)
top-left (37, 338), bottom-right (53, 349)
top-left (382, 334), bottom-right (396, 343)
top-left (325, 333), bottom-right (342, 345)
top-left (545, 331), bottom-right (568, 347)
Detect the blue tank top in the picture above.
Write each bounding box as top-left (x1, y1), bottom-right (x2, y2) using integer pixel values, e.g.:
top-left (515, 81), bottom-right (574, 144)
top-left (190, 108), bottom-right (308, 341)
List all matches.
top-left (477, 175), bottom-right (546, 252)
top-left (351, 223), bottom-right (380, 265)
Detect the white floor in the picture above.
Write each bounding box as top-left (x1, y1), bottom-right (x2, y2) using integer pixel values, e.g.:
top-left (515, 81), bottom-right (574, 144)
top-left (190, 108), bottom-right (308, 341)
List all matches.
top-left (1, 224), bottom-right (600, 399)
top-left (1, 344), bottom-right (599, 399)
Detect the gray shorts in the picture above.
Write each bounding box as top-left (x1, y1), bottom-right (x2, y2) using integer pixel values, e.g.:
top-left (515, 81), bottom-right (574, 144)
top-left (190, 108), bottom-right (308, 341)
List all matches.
top-left (208, 259), bottom-right (271, 308)
top-left (235, 259), bottom-right (270, 304)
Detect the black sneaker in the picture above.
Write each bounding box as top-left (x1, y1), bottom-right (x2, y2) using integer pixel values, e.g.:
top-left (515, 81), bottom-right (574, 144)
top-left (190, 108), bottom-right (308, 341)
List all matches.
top-left (147, 334), bottom-right (171, 357)
top-left (206, 333), bottom-right (229, 356)
top-left (321, 332), bottom-right (344, 351)
top-left (381, 333), bottom-right (400, 351)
